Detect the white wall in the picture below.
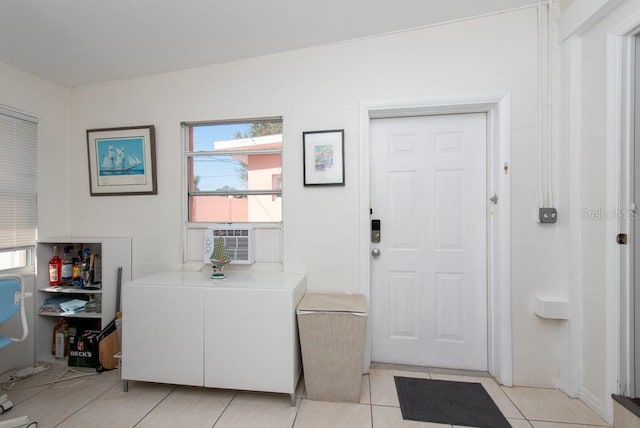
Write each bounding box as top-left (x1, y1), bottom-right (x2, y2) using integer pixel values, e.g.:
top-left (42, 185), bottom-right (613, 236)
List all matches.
top-left (41, 5), bottom-right (566, 387)
top-left (0, 62), bottom-right (68, 375)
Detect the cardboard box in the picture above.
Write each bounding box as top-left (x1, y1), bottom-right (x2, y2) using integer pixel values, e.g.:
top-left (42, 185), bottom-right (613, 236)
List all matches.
top-left (68, 330), bottom-right (100, 368)
top-left (97, 319), bottom-right (120, 371)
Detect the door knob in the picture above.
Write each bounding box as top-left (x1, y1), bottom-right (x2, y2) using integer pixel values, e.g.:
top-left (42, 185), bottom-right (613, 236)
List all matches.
top-left (371, 248), bottom-right (381, 258)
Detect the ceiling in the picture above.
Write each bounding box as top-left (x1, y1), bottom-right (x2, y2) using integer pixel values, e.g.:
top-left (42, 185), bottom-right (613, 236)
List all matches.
top-left (0, 0), bottom-right (538, 88)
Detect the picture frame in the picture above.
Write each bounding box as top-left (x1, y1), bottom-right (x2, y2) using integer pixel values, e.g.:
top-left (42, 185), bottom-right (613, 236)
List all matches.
top-left (303, 129), bottom-right (345, 186)
top-left (86, 125), bottom-right (157, 196)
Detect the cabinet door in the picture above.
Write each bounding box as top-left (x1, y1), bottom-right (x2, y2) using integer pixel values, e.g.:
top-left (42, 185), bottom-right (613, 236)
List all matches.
top-left (204, 289), bottom-right (296, 394)
top-left (122, 284), bottom-right (204, 386)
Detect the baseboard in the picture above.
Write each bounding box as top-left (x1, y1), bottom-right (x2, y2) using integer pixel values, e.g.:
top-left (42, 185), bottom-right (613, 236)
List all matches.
top-left (579, 386), bottom-right (610, 423)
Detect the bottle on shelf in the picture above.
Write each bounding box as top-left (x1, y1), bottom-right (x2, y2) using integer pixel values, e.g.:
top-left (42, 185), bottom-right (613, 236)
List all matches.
top-left (71, 249), bottom-right (83, 286)
top-left (72, 256), bottom-right (81, 281)
top-left (52, 318), bottom-right (69, 358)
top-left (80, 248), bottom-right (93, 288)
top-left (61, 246), bottom-right (73, 282)
top-left (48, 245), bottom-right (62, 286)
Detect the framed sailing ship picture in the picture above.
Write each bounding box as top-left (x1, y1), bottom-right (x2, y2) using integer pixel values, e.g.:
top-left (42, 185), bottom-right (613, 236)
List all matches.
top-left (86, 125), bottom-right (157, 196)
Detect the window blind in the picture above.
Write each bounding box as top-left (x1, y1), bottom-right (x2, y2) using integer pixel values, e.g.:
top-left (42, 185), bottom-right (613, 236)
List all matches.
top-left (0, 106), bottom-right (38, 250)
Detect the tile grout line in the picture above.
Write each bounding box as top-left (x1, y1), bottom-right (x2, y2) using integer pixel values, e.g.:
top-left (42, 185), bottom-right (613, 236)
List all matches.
top-left (211, 389), bottom-right (238, 427)
top-left (368, 373), bottom-right (374, 427)
top-left (131, 384), bottom-right (176, 427)
top-left (290, 395), bottom-right (303, 427)
top-left (498, 383), bottom-right (534, 426)
top-left (290, 374), bottom-right (307, 428)
top-left (526, 418), bottom-right (611, 427)
top-left (497, 384), bottom-right (612, 427)
top-left (53, 377), bottom-right (121, 427)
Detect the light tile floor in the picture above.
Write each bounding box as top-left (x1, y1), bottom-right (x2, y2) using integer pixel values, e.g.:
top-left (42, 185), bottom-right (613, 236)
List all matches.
top-left (0, 362), bottom-right (611, 428)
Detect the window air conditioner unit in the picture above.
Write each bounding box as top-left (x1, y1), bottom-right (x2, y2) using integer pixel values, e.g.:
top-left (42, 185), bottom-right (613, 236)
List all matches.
top-left (203, 226), bottom-right (255, 264)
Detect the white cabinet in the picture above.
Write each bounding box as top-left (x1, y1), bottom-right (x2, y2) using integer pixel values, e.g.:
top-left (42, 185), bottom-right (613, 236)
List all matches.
top-left (122, 284), bottom-right (204, 386)
top-left (203, 286), bottom-right (305, 394)
top-left (35, 237), bottom-right (131, 362)
top-left (122, 270), bottom-right (306, 403)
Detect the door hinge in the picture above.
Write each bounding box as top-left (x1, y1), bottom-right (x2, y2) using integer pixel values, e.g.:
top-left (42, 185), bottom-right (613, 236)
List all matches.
top-left (489, 194), bottom-right (498, 204)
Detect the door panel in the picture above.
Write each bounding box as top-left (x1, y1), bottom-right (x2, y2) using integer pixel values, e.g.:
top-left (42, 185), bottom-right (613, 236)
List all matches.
top-left (389, 271), bottom-right (418, 339)
top-left (370, 113), bottom-right (487, 371)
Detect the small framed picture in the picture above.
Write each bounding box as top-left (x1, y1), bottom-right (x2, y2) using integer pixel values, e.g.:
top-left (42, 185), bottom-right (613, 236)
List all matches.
top-left (86, 125), bottom-right (157, 196)
top-left (303, 129), bottom-right (345, 186)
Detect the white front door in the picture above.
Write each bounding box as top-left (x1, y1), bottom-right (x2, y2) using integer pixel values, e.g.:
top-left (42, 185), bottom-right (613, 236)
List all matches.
top-left (369, 112), bottom-right (488, 371)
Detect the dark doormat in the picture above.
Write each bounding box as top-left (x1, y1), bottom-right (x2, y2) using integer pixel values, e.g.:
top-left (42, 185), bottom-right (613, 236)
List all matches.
top-left (394, 376), bottom-right (511, 428)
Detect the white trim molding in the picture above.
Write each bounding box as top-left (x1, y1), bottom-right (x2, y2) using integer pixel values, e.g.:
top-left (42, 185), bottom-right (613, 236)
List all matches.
top-left (580, 385), bottom-right (608, 421)
top-left (358, 93), bottom-right (512, 386)
top-left (605, 10), bottom-right (640, 425)
top-left (557, 0), bottom-right (625, 42)
top-left (557, 35), bottom-right (584, 399)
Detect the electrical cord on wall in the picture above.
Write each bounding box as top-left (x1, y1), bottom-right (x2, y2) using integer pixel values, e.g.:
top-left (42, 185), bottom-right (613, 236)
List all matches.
top-left (537, 0), bottom-right (555, 210)
top-left (545, 0), bottom-right (554, 208)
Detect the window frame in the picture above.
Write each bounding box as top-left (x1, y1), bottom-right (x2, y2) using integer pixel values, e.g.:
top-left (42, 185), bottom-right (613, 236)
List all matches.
top-left (182, 117), bottom-right (284, 224)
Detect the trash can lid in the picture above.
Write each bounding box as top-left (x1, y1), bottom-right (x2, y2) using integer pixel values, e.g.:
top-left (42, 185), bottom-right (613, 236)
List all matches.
top-left (297, 293), bottom-right (367, 313)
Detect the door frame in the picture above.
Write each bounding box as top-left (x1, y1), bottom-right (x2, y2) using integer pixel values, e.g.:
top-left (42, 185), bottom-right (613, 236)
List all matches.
top-left (606, 11), bottom-right (640, 423)
top-left (358, 93), bottom-right (512, 386)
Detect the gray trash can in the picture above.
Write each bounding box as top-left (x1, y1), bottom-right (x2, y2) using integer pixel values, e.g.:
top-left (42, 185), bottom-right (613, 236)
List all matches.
top-left (296, 293), bottom-right (367, 402)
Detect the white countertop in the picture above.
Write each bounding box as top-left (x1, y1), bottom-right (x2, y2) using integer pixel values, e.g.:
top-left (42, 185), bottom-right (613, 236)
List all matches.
top-left (125, 269), bottom-right (306, 290)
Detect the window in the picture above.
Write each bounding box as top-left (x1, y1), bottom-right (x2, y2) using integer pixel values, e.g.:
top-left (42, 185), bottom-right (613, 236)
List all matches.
top-left (0, 105), bottom-right (38, 271)
top-left (0, 248), bottom-right (31, 271)
top-left (184, 118), bottom-right (283, 223)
